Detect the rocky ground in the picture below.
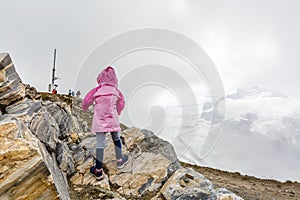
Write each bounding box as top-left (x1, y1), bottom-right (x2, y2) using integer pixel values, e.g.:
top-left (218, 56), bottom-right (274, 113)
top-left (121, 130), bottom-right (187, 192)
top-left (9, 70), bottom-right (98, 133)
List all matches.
top-left (68, 162), bottom-right (300, 200)
top-left (66, 155), bottom-right (300, 200)
top-left (182, 163), bottom-right (300, 200)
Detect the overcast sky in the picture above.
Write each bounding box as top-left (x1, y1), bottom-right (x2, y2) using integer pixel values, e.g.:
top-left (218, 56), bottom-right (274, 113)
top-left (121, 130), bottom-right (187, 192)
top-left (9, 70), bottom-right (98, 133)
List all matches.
top-left (1, 0), bottom-right (300, 97)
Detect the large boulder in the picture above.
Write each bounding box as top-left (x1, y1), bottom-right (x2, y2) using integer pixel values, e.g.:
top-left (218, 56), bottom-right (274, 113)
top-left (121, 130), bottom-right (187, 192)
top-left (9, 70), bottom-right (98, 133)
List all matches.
top-left (56, 141), bottom-right (75, 176)
top-left (0, 53), bottom-right (25, 106)
top-left (29, 108), bottom-right (60, 151)
top-left (160, 167), bottom-right (216, 200)
top-left (37, 140), bottom-right (71, 200)
top-left (0, 119), bottom-right (58, 200)
top-left (159, 168), bottom-right (244, 200)
top-left (106, 128), bottom-right (181, 197)
top-left (44, 102), bottom-right (76, 139)
top-left (70, 128), bottom-right (181, 198)
top-left (5, 98), bottom-right (42, 116)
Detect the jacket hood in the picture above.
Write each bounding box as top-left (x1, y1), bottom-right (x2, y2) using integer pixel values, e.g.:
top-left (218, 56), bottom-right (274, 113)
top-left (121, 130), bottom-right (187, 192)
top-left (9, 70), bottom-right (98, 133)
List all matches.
top-left (97, 66), bottom-right (118, 87)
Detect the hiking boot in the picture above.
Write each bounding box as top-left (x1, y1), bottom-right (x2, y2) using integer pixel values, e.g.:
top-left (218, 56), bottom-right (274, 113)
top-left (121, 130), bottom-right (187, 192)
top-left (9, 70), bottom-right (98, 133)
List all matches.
top-left (90, 166), bottom-right (104, 180)
top-left (117, 155), bottom-right (129, 169)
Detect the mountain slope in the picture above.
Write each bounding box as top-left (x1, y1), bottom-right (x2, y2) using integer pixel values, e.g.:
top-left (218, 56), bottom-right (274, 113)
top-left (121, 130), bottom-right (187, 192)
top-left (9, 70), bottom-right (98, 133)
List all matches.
top-left (200, 86), bottom-right (300, 181)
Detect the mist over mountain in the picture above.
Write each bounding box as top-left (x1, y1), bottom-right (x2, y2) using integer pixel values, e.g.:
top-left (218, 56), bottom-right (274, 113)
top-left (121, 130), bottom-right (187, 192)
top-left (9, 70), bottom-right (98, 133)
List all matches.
top-left (198, 86), bottom-right (300, 181)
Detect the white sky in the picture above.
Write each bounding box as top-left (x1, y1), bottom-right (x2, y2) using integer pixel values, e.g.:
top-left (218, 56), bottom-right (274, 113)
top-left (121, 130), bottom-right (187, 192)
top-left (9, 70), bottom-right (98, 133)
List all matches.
top-left (1, 0), bottom-right (300, 97)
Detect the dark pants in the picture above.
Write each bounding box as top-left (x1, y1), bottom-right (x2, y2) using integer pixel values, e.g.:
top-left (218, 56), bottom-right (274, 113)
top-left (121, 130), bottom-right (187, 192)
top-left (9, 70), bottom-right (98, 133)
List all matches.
top-left (95, 132), bottom-right (122, 169)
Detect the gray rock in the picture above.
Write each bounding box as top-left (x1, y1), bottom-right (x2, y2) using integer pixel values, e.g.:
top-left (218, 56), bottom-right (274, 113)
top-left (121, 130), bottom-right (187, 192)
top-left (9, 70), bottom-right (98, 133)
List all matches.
top-left (24, 83), bottom-right (38, 99)
top-left (140, 129), bottom-right (181, 175)
top-left (0, 53), bottom-right (11, 70)
top-left (81, 120), bottom-right (91, 132)
top-left (108, 128), bottom-right (181, 197)
top-left (160, 168), bottom-right (216, 200)
top-left (71, 97), bottom-right (93, 132)
top-left (44, 102), bottom-right (74, 139)
top-left (0, 53), bottom-right (25, 106)
top-left (79, 136), bottom-right (97, 158)
top-left (69, 143), bottom-right (85, 166)
top-left (29, 109), bottom-right (59, 151)
top-left (5, 98), bottom-right (42, 116)
top-left (140, 129), bottom-right (180, 163)
top-left (56, 141), bottom-right (75, 176)
top-left (216, 188), bottom-right (244, 200)
top-left (37, 140), bottom-right (71, 200)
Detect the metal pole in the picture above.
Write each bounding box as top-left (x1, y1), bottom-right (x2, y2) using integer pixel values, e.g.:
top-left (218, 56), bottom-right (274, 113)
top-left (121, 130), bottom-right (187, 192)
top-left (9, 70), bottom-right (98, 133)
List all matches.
top-left (52, 49), bottom-right (57, 87)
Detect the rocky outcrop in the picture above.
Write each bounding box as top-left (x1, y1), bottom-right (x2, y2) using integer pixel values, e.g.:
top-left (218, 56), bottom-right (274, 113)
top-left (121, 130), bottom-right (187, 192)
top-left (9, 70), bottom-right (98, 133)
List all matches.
top-left (45, 102), bottom-right (75, 139)
top-left (0, 119), bottom-right (58, 200)
top-left (0, 53), bottom-right (83, 200)
top-left (68, 127), bottom-right (242, 199)
top-left (24, 84), bottom-right (40, 100)
top-left (5, 98), bottom-right (42, 116)
top-left (29, 108), bottom-right (60, 151)
top-left (0, 53), bottom-right (25, 106)
top-left (160, 167), bottom-right (243, 200)
top-left (0, 52), bottom-right (243, 200)
top-left (0, 100), bottom-right (76, 200)
top-left (160, 167), bottom-right (216, 199)
top-left (70, 128), bottom-right (181, 198)
top-left (37, 139), bottom-right (70, 200)
top-left (56, 141), bottom-right (75, 176)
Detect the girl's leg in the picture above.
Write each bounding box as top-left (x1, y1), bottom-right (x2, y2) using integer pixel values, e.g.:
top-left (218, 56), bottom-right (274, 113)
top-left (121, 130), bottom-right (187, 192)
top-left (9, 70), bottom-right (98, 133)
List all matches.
top-left (95, 132), bottom-right (106, 169)
top-left (110, 132), bottom-right (122, 160)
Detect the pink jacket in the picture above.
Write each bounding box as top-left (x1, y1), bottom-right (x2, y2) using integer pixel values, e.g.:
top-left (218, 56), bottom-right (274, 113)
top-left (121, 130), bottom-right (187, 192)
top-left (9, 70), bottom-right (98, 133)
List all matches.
top-left (82, 66), bottom-right (125, 133)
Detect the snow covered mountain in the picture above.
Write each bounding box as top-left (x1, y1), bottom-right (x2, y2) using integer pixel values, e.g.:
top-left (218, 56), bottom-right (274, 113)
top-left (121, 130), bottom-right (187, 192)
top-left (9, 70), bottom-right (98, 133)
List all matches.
top-left (200, 86), bottom-right (300, 181)
top-left (225, 87), bottom-right (299, 146)
top-left (227, 86), bottom-right (287, 99)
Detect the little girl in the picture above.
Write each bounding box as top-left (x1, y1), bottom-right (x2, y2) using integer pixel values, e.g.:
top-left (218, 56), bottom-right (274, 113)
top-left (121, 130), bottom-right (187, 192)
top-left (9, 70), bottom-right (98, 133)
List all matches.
top-left (82, 66), bottom-right (128, 180)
